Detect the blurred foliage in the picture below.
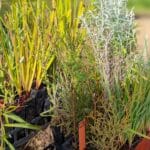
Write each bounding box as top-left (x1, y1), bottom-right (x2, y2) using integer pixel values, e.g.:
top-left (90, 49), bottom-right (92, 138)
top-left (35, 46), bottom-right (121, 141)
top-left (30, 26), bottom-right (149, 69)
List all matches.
top-left (128, 0), bottom-right (150, 13)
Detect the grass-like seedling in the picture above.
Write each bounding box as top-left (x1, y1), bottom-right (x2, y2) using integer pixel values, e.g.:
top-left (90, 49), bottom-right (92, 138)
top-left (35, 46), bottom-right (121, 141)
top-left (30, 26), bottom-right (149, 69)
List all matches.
top-left (0, 0), bottom-right (55, 96)
top-left (52, 0), bottom-right (85, 52)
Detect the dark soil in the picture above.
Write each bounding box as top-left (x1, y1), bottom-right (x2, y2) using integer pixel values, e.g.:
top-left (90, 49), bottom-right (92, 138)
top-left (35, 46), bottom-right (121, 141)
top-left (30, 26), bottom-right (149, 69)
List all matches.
top-left (120, 138), bottom-right (141, 150)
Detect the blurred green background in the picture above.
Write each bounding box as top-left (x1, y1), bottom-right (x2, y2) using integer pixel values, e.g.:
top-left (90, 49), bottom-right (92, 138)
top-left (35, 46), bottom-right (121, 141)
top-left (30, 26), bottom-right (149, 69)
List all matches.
top-left (0, 0), bottom-right (150, 16)
top-left (128, 0), bottom-right (150, 13)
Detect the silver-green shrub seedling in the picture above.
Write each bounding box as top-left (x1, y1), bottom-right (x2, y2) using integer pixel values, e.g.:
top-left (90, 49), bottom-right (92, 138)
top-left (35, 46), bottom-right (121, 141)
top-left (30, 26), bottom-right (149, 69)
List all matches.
top-left (82, 0), bottom-right (136, 97)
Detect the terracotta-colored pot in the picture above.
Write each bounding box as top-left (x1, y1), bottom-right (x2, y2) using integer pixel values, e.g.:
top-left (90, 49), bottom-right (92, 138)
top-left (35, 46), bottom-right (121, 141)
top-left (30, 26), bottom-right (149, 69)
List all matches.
top-left (135, 138), bottom-right (150, 150)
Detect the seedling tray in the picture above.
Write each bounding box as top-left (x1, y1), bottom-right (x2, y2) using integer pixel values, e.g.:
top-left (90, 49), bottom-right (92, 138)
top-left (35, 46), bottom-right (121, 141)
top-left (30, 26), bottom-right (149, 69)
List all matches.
top-left (7, 86), bottom-right (51, 149)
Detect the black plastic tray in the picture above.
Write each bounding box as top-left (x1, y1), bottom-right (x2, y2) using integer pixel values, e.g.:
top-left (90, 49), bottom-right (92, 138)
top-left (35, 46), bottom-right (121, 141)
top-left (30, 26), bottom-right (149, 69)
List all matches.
top-left (7, 86), bottom-right (51, 149)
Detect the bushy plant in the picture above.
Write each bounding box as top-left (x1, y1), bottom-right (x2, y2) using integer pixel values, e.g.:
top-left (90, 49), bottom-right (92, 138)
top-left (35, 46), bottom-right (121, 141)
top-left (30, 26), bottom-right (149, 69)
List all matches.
top-left (1, 0), bottom-right (150, 150)
top-left (87, 99), bottom-right (124, 150)
top-left (82, 0), bottom-right (136, 97)
top-left (42, 1), bottom-right (100, 148)
top-left (82, 0), bottom-right (150, 149)
top-left (87, 54), bottom-right (150, 149)
top-left (50, 0), bottom-right (85, 134)
top-left (0, 0), bottom-right (55, 96)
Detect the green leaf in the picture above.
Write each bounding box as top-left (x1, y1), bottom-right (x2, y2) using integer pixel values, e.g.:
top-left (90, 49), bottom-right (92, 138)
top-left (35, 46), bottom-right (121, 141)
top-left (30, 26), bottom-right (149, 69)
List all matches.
top-left (40, 108), bottom-right (54, 117)
top-left (3, 113), bottom-right (26, 123)
top-left (127, 128), bottom-right (150, 139)
top-left (4, 138), bottom-right (15, 150)
top-left (4, 123), bottom-right (40, 130)
top-left (5, 106), bottom-right (18, 113)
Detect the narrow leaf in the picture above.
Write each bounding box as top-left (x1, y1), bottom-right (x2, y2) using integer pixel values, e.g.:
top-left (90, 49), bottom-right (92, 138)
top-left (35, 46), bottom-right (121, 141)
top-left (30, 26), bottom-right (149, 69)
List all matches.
top-left (3, 113), bottom-right (26, 123)
top-left (4, 123), bottom-right (40, 130)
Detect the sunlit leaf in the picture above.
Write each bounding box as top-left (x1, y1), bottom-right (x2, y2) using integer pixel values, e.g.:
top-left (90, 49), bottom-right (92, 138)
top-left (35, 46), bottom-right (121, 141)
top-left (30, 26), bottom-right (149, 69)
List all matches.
top-left (4, 123), bottom-right (40, 130)
top-left (3, 113), bottom-right (26, 123)
top-left (4, 138), bottom-right (15, 150)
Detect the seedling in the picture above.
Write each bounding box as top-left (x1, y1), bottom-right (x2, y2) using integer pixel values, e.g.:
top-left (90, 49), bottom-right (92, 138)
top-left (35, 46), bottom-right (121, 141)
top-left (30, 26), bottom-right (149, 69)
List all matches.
top-left (0, 0), bottom-right (55, 97)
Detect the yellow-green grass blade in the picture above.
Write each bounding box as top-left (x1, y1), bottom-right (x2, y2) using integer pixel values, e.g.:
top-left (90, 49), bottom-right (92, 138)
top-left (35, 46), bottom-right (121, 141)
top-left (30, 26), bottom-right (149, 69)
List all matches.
top-left (4, 123), bottom-right (40, 130)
